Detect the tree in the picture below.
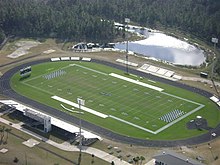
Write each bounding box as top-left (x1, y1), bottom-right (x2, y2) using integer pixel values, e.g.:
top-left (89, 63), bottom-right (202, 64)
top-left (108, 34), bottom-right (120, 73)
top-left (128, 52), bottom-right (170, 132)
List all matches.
top-left (0, 126), bottom-right (5, 144)
top-left (140, 156), bottom-right (145, 165)
top-left (0, 28), bottom-right (5, 44)
top-left (91, 154), bottom-right (95, 164)
top-left (0, 0), bottom-right (219, 44)
top-left (133, 156), bottom-right (140, 165)
top-left (4, 128), bottom-right (11, 144)
top-left (13, 157), bottom-right (19, 163)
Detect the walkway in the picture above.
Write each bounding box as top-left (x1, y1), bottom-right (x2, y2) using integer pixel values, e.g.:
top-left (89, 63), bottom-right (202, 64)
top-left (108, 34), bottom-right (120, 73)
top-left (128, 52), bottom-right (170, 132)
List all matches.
top-left (182, 76), bottom-right (220, 86)
top-left (0, 117), bottom-right (130, 165)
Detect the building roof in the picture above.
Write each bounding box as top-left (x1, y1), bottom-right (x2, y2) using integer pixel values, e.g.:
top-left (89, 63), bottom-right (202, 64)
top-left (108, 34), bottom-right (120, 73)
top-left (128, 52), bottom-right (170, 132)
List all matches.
top-left (153, 150), bottom-right (205, 165)
top-left (0, 100), bottom-right (102, 140)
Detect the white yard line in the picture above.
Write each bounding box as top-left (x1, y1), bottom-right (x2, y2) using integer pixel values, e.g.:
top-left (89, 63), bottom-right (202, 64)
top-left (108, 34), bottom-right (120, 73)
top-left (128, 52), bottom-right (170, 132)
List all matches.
top-left (21, 82), bottom-right (55, 96)
top-left (51, 96), bottom-right (108, 118)
top-left (74, 64), bottom-right (108, 75)
top-left (109, 73), bottom-right (164, 92)
top-left (161, 91), bottom-right (204, 106)
top-left (109, 115), bottom-right (156, 134)
top-left (154, 104), bottom-right (205, 134)
top-left (21, 65), bottom-right (205, 134)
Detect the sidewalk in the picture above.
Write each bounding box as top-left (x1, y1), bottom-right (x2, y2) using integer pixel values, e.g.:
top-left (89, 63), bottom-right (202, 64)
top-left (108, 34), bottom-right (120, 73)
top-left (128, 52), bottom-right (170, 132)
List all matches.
top-left (0, 117), bottom-right (130, 165)
top-left (182, 76), bottom-right (220, 86)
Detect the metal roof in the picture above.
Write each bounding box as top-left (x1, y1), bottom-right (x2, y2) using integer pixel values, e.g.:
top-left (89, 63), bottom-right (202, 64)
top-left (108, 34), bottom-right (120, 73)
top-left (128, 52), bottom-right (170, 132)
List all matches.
top-left (0, 100), bottom-right (102, 140)
top-left (153, 150), bottom-right (205, 165)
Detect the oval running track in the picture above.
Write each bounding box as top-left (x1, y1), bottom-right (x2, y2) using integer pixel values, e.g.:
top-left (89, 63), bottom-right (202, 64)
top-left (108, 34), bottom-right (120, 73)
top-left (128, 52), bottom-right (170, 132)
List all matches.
top-left (0, 58), bottom-right (220, 147)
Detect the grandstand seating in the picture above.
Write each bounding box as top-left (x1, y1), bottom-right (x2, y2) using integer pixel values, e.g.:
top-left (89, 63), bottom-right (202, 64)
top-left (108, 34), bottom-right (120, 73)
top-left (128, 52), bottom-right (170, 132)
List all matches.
top-left (116, 59), bottom-right (138, 67)
top-left (138, 64), bottom-right (182, 81)
top-left (141, 64), bottom-right (150, 70)
top-left (157, 68), bottom-right (168, 75)
top-left (61, 57), bottom-right (70, 61)
top-left (82, 57), bottom-right (91, 61)
top-left (210, 96), bottom-right (220, 107)
top-left (50, 57), bottom-right (60, 62)
top-left (51, 57), bottom-right (91, 62)
top-left (164, 71), bottom-right (175, 77)
top-left (147, 65), bottom-right (159, 73)
top-left (70, 57), bottom-right (80, 61)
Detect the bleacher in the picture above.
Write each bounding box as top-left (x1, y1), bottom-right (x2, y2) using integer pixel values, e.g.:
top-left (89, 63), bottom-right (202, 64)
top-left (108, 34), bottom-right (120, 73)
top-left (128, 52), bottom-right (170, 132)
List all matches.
top-left (147, 65), bottom-right (159, 73)
top-left (116, 59), bottom-right (138, 67)
top-left (60, 57), bottom-right (70, 61)
top-left (50, 57), bottom-right (60, 62)
top-left (50, 57), bottom-right (91, 62)
top-left (164, 71), bottom-right (175, 77)
top-left (138, 64), bottom-right (182, 81)
top-left (141, 64), bottom-right (150, 70)
top-left (82, 57), bottom-right (91, 62)
top-left (157, 68), bottom-right (168, 75)
top-left (210, 96), bottom-right (220, 107)
top-left (70, 57), bottom-right (80, 61)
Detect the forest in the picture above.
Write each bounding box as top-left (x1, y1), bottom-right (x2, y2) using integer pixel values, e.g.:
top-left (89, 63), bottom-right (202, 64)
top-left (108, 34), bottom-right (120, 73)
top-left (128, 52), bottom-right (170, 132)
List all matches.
top-left (0, 0), bottom-right (219, 45)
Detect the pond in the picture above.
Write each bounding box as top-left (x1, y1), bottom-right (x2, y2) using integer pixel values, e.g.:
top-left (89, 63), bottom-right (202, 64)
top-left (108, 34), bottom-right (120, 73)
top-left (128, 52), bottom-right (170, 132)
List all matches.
top-left (115, 30), bottom-right (206, 66)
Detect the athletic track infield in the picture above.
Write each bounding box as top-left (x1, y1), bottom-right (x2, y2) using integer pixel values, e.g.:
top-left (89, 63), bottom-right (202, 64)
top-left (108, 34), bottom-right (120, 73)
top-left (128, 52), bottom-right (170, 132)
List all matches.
top-left (0, 58), bottom-right (220, 147)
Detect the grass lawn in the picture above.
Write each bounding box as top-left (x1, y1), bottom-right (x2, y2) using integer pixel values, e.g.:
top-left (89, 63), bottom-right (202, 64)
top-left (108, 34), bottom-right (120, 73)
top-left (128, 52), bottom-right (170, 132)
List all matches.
top-left (10, 61), bottom-right (220, 140)
top-left (0, 123), bottom-right (109, 165)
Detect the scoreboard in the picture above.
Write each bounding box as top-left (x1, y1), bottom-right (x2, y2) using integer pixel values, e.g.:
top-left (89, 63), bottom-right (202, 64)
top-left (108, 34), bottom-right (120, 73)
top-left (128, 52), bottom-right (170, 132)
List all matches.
top-left (20, 66), bottom-right (31, 77)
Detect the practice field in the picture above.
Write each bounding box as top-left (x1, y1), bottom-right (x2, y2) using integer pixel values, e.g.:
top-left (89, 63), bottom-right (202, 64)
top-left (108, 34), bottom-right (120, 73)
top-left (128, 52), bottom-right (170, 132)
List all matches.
top-left (11, 61), bottom-right (220, 140)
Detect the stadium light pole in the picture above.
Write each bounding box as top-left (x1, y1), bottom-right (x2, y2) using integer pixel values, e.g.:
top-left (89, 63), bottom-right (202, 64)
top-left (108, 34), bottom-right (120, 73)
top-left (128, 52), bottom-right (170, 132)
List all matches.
top-left (77, 97), bottom-right (85, 165)
top-left (125, 18), bottom-right (130, 75)
top-left (211, 37), bottom-right (218, 80)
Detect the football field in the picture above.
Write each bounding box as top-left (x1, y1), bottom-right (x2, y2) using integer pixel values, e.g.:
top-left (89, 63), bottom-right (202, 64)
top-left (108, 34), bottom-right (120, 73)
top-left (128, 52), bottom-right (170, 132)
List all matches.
top-left (21, 63), bottom-right (204, 134)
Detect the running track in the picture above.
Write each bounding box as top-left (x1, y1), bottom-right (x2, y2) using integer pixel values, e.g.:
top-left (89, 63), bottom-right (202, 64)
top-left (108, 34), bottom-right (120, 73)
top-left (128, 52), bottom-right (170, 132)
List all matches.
top-left (0, 58), bottom-right (220, 147)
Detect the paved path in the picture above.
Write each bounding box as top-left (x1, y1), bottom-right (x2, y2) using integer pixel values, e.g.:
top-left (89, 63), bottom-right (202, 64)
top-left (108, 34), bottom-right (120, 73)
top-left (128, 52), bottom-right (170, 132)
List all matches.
top-left (0, 117), bottom-right (130, 165)
top-left (182, 76), bottom-right (220, 86)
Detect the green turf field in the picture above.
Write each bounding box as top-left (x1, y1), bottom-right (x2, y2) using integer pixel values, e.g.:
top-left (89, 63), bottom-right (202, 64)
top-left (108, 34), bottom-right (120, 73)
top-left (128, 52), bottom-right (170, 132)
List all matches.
top-left (11, 61), bottom-right (220, 140)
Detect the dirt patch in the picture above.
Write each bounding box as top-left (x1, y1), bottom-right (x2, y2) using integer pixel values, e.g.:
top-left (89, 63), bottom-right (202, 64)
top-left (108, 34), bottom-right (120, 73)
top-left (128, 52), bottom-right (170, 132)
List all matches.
top-left (43, 49), bottom-right (56, 54)
top-left (7, 40), bottom-right (41, 58)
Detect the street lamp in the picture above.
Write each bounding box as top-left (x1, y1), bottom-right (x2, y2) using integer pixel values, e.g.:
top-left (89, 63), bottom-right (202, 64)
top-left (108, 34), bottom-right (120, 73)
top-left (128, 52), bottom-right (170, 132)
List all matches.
top-left (212, 37), bottom-right (218, 52)
top-left (77, 97), bottom-right (85, 165)
top-left (211, 37), bottom-right (218, 80)
top-left (125, 18), bottom-right (130, 75)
